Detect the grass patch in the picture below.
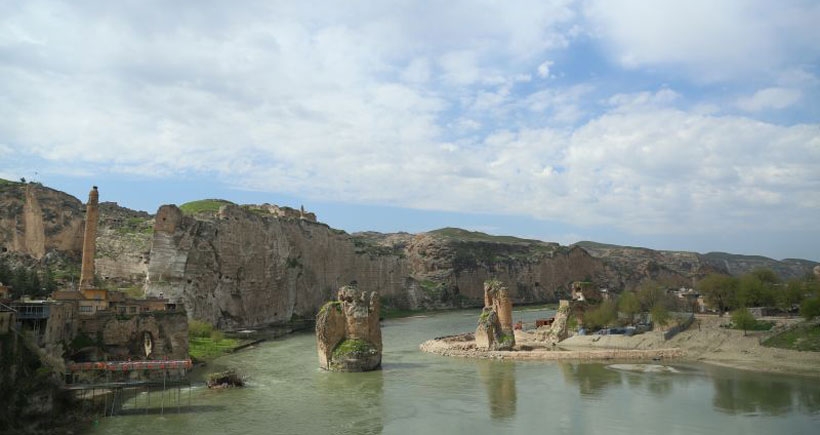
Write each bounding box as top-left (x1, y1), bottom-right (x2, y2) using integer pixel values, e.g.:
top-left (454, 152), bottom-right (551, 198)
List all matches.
top-left (188, 336), bottom-right (240, 361)
top-left (0, 178), bottom-right (19, 186)
top-left (179, 199), bottom-right (235, 215)
top-left (762, 323), bottom-right (820, 352)
top-left (429, 227), bottom-right (546, 245)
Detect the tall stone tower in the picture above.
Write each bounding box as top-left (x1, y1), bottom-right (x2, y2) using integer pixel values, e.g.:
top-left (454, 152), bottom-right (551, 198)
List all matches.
top-left (78, 186), bottom-right (99, 291)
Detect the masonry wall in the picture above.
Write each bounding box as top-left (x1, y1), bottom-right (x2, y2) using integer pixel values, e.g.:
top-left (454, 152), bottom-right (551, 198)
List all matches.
top-left (79, 311), bottom-right (188, 360)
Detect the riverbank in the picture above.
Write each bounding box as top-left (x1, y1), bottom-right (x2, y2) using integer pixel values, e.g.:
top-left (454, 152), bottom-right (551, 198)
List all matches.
top-left (561, 315), bottom-right (820, 377)
top-left (420, 315), bottom-right (820, 377)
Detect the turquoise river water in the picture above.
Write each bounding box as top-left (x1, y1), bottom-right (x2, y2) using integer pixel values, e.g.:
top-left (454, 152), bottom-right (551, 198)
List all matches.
top-left (85, 308), bottom-right (820, 434)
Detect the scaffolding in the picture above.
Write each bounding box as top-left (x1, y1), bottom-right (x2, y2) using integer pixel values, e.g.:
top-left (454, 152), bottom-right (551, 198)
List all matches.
top-left (65, 359), bottom-right (195, 417)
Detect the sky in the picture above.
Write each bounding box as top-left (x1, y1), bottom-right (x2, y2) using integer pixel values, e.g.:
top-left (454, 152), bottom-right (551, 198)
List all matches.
top-left (1, 1), bottom-right (818, 261)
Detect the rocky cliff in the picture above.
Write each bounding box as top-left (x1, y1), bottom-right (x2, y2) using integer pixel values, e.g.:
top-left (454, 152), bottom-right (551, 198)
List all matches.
top-left (145, 208), bottom-right (613, 329)
top-left (0, 181), bottom-right (84, 259)
top-left (0, 181), bottom-right (153, 289)
top-left (3, 181), bottom-right (817, 330)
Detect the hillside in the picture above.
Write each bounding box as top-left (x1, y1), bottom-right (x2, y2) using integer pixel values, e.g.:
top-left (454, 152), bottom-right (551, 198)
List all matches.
top-left (1, 180), bottom-right (817, 329)
top-left (574, 241), bottom-right (817, 283)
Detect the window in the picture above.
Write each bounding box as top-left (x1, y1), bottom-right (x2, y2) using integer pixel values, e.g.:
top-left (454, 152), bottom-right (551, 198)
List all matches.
top-left (79, 306), bottom-right (93, 313)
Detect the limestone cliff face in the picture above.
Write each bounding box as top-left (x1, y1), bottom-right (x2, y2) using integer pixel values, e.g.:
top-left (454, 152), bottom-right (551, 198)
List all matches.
top-left (146, 204), bottom-right (412, 329)
top-left (0, 182), bottom-right (84, 259)
top-left (0, 182), bottom-right (155, 288)
top-left (95, 202), bottom-right (153, 285)
top-left (145, 210), bottom-right (615, 329)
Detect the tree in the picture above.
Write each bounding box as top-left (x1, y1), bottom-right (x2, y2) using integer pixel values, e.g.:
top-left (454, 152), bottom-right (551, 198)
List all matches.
top-left (737, 273), bottom-right (776, 308)
top-left (800, 297), bottom-right (820, 320)
top-left (10, 267), bottom-right (30, 298)
top-left (750, 268), bottom-right (779, 285)
top-left (29, 270), bottom-right (42, 297)
top-left (637, 280), bottom-right (666, 311)
top-left (778, 279), bottom-right (805, 311)
top-left (650, 303), bottom-right (670, 329)
top-left (583, 300), bottom-right (617, 331)
top-left (617, 291), bottom-right (641, 324)
top-left (698, 274), bottom-right (739, 314)
top-left (0, 257), bottom-right (11, 285)
top-left (731, 308), bottom-right (756, 336)
top-left (43, 266), bottom-right (58, 294)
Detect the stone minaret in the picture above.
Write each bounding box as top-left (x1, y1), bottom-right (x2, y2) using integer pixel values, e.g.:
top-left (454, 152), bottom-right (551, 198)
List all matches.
top-left (78, 186), bottom-right (99, 291)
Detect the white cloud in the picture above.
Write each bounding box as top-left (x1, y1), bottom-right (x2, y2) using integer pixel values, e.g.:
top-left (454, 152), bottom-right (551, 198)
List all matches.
top-left (0, 0), bottom-right (818, 250)
top-left (583, 0), bottom-right (820, 82)
top-left (537, 60), bottom-right (554, 78)
top-left (736, 87), bottom-right (802, 112)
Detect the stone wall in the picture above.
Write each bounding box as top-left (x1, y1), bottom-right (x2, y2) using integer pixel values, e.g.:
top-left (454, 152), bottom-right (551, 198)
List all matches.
top-left (77, 311), bottom-right (188, 360)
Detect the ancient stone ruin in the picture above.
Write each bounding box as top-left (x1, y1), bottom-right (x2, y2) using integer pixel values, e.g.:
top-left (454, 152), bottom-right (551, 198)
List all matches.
top-left (535, 299), bottom-right (573, 345)
top-left (475, 279), bottom-right (515, 351)
top-left (316, 284), bottom-right (382, 372)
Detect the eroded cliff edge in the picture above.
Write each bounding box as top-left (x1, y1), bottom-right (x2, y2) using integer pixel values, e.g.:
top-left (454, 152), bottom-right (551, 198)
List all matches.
top-left (144, 206), bottom-right (614, 329)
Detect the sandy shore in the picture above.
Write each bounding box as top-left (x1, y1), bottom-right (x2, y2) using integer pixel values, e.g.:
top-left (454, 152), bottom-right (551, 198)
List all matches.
top-left (420, 315), bottom-right (820, 377)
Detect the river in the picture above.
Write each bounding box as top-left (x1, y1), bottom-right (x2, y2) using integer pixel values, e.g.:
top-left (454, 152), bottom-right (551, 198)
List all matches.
top-left (85, 308), bottom-right (820, 434)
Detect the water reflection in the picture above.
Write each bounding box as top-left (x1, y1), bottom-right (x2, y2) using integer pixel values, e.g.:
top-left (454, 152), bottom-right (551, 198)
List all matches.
top-left (560, 363), bottom-right (622, 397)
top-left (476, 360), bottom-right (517, 420)
top-left (712, 374), bottom-right (793, 416)
top-left (315, 370), bottom-right (384, 434)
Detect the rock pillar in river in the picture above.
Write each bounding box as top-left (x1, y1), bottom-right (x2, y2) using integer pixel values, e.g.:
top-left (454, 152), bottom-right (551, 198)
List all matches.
top-left (316, 284), bottom-right (382, 372)
top-left (475, 279), bottom-right (515, 350)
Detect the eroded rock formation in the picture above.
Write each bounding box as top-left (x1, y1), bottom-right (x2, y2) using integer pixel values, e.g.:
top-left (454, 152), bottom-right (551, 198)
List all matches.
top-left (316, 285), bottom-right (382, 372)
top-left (535, 300), bottom-right (573, 345)
top-left (475, 280), bottom-right (515, 351)
top-left (145, 204), bottom-right (617, 329)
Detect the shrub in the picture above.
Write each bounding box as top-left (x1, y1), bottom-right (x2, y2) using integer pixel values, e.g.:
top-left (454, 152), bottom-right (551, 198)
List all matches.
top-left (800, 297), bottom-right (820, 320)
top-left (189, 319), bottom-right (214, 338)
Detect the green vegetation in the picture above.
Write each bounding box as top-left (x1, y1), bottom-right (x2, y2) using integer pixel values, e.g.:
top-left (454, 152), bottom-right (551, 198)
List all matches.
top-left (583, 300), bottom-right (618, 331)
top-left (116, 216), bottom-right (154, 235)
top-left (188, 319), bottom-right (238, 361)
top-left (179, 199), bottom-right (235, 215)
top-left (801, 297), bottom-right (820, 320)
top-left (650, 303), bottom-right (671, 328)
top-left (429, 227), bottom-right (544, 245)
top-left (0, 177), bottom-right (18, 186)
top-left (0, 257), bottom-right (56, 299)
top-left (730, 308), bottom-right (757, 336)
top-left (189, 336), bottom-right (239, 361)
top-left (698, 268), bottom-right (820, 314)
top-left (617, 291), bottom-right (641, 324)
top-left (332, 338), bottom-right (375, 359)
top-left (763, 323), bottom-right (820, 352)
top-left (318, 300), bottom-right (342, 315)
top-left (122, 286), bottom-right (145, 299)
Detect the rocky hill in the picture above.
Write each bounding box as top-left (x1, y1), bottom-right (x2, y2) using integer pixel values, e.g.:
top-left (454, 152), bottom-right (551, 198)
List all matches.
top-left (144, 208), bottom-right (612, 329)
top-left (2, 180), bottom-right (817, 330)
top-left (573, 241), bottom-right (817, 284)
top-left (0, 180), bottom-right (153, 289)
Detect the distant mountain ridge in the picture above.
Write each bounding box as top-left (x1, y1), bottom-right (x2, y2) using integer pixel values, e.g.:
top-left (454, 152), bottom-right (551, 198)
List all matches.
top-left (573, 241), bottom-right (817, 282)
